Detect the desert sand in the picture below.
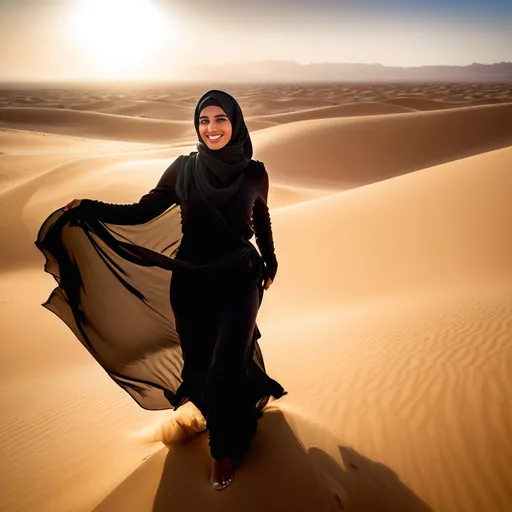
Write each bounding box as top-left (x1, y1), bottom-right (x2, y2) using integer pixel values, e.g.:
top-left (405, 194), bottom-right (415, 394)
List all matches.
top-left (1, 82), bottom-right (511, 512)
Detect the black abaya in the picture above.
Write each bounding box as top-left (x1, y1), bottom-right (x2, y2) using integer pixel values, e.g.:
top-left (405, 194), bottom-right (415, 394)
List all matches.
top-left (35, 156), bottom-right (285, 459)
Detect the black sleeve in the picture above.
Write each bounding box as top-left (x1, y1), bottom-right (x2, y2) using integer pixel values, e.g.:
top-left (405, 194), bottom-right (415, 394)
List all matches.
top-left (252, 164), bottom-right (278, 281)
top-left (78, 156), bottom-right (182, 225)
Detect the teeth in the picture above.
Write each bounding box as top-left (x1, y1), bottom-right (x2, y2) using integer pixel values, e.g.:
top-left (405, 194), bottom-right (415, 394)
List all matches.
top-left (208, 135), bottom-right (222, 140)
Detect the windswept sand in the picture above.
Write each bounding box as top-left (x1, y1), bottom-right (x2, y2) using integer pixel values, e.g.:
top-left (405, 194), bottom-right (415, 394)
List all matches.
top-left (1, 82), bottom-right (512, 512)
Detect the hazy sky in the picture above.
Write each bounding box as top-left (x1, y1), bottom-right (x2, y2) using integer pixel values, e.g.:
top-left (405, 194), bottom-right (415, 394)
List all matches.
top-left (0, 0), bottom-right (510, 80)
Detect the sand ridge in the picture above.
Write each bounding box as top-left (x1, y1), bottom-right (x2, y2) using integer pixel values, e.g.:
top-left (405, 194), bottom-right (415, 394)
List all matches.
top-left (253, 101), bottom-right (512, 187)
top-left (1, 82), bottom-right (512, 512)
top-left (0, 107), bottom-right (194, 143)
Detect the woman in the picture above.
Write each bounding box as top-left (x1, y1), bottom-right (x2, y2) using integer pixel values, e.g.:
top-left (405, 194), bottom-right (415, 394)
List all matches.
top-left (36, 90), bottom-right (286, 491)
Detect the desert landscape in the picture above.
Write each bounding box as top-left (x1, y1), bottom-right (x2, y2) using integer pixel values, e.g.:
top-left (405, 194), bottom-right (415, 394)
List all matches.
top-left (1, 81), bottom-right (512, 512)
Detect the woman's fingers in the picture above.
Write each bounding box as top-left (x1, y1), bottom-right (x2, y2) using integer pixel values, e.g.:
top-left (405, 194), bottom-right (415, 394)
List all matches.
top-left (264, 277), bottom-right (273, 290)
top-left (63, 199), bottom-right (82, 211)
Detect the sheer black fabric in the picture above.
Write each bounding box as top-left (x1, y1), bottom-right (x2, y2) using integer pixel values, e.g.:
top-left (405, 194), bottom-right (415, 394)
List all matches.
top-left (35, 157), bottom-right (285, 458)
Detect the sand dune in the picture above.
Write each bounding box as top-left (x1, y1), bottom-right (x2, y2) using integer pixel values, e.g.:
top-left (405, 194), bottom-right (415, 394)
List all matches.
top-left (262, 146), bottom-right (512, 318)
top-left (0, 127), bottom-right (161, 199)
top-left (0, 153), bottom-right (88, 192)
top-left (67, 99), bottom-right (117, 111)
top-left (383, 96), bottom-right (510, 111)
top-left (99, 101), bottom-right (193, 120)
top-left (269, 182), bottom-right (333, 208)
top-left (0, 127), bottom-right (150, 156)
top-left (253, 102), bottom-right (512, 187)
top-left (0, 300), bottom-right (169, 511)
top-left (259, 286), bottom-right (512, 512)
top-left (0, 107), bottom-right (194, 143)
top-left (244, 97), bottom-right (336, 116)
top-left (1, 82), bottom-right (512, 512)
top-left (248, 101), bottom-right (415, 124)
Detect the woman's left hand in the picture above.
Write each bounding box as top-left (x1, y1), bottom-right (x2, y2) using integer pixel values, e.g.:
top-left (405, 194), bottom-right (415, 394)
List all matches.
top-left (263, 277), bottom-right (273, 290)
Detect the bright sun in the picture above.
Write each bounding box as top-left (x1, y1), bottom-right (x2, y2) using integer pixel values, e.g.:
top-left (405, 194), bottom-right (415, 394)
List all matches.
top-left (69, 0), bottom-right (172, 73)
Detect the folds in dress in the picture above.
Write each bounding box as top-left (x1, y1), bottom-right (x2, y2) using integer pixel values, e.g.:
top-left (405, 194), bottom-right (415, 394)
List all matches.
top-left (35, 205), bottom-right (285, 446)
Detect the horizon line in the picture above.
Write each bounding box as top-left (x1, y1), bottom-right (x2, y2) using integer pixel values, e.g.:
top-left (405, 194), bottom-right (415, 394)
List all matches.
top-left (1, 60), bottom-right (511, 85)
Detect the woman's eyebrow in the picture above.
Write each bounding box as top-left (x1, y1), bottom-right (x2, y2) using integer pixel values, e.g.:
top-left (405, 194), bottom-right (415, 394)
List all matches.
top-left (199, 113), bottom-right (228, 119)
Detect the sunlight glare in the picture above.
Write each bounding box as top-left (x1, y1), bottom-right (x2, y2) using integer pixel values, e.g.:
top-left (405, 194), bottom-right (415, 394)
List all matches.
top-left (69, 0), bottom-right (173, 71)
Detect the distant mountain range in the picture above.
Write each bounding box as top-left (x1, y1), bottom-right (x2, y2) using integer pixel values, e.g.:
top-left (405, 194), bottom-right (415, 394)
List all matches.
top-left (182, 61), bottom-right (512, 83)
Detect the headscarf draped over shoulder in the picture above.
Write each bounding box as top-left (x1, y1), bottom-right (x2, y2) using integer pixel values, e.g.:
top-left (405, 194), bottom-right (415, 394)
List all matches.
top-left (176, 90), bottom-right (253, 207)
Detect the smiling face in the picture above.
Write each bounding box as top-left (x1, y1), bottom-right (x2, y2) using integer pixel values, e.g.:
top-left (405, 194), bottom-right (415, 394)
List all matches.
top-left (198, 105), bottom-right (233, 150)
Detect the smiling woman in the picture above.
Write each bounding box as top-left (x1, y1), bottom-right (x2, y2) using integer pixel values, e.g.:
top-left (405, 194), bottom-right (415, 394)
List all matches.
top-left (68, 0), bottom-right (173, 73)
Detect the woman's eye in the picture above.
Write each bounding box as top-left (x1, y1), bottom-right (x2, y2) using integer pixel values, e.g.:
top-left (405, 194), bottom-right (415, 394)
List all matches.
top-left (200, 118), bottom-right (226, 124)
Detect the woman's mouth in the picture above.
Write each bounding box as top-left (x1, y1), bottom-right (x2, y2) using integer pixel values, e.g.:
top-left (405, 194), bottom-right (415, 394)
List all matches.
top-left (207, 134), bottom-right (223, 144)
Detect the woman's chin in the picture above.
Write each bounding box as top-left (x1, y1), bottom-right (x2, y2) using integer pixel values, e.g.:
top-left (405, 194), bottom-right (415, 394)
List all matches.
top-left (202, 138), bottom-right (229, 151)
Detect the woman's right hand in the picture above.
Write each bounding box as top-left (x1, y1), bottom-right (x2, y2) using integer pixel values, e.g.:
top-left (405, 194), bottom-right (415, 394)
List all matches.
top-left (63, 199), bottom-right (82, 211)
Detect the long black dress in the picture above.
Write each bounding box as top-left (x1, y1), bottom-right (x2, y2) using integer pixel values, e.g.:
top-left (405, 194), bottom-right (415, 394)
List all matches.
top-left (35, 155), bottom-right (286, 460)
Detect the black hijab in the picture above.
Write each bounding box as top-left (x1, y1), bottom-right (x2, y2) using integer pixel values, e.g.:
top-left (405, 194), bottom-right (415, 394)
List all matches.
top-left (176, 90), bottom-right (253, 207)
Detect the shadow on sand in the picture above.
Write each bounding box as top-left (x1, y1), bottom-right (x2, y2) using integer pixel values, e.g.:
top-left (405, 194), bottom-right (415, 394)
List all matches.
top-left (93, 409), bottom-right (432, 512)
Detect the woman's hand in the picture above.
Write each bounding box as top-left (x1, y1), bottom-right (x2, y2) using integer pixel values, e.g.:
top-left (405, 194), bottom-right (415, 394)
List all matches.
top-left (263, 277), bottom-right (273, 290)
top-left (63, 199), bottom-right (82, 211)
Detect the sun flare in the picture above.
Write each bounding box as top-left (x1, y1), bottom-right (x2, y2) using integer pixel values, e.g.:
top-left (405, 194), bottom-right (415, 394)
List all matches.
top-left (69, 0), bottom-right (173, 73)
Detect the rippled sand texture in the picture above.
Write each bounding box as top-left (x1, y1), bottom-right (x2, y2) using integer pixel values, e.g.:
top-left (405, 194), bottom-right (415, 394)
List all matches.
top-left (1, 82), bottom-right (512, 512)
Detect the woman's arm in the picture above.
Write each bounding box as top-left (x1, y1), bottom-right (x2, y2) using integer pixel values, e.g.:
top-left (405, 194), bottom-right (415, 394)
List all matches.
top-left (77, 156), bottom-right (183, 225)
top-left (252, 164), bottom-right (278, 281)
